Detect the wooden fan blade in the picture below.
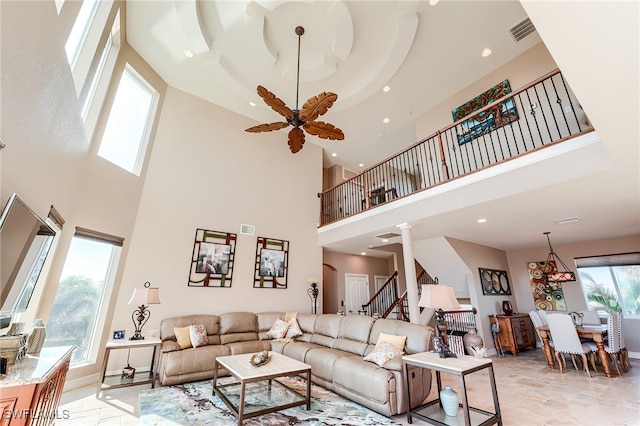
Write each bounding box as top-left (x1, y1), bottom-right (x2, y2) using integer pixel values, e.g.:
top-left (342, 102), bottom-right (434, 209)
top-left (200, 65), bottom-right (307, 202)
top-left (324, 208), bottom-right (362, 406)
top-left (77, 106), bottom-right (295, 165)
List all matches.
top-left (303, 121), bottom-right (344, 140)
top-left (288, 127), bottom-right (305, 153)
top-left (245, 122), bottom-right (290, 133)
top-left (257, 86), bottom-right (294, 120)
top-left (299, 92), bottom-right (338, 122)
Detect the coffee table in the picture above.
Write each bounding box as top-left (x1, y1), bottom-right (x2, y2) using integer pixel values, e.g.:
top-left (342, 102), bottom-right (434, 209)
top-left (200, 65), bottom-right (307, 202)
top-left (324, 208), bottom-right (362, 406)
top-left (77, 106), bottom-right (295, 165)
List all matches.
top-left (212, 352), bottom-right (311, 425)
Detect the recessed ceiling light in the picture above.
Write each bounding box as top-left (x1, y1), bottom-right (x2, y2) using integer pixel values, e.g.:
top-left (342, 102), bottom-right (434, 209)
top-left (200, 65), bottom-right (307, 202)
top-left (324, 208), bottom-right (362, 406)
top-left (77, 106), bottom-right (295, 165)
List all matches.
top-left (184, 49), bottom-right (194, 58)
top-left (382, 239), bottom-right (389, 243)
top-left (331, 152), bottom-right (337, 157)
top-left (477, 218), bottom-right (487, 223)
top-left (359, 163), bottom-right (364, 167)
top-left (360, 252), bottom-right (367, 256)
top-left (429, 0), bottom-right (440, 5)
top-left (383, 117), bottom-right (390, 124)
top-left (383, 85), bottom-right (391, 92)
top-left (249, 101), bottom-right (256, 107)
top-left (482, 48), bottom-right (492, 57)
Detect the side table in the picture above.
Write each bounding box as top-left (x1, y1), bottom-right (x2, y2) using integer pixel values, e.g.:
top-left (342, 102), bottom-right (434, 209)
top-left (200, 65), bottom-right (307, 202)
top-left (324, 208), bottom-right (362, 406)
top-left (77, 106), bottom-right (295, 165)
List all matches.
top-left (403, 351), bottom-right (502, 426)
top-left (96, 338), bottom-right (161, 397)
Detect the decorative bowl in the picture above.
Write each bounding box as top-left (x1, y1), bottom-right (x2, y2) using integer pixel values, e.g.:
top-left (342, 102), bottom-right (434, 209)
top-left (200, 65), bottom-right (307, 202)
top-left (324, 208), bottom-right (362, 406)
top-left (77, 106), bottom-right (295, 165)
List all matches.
top-left (249, 350), bottom-right (271, 367)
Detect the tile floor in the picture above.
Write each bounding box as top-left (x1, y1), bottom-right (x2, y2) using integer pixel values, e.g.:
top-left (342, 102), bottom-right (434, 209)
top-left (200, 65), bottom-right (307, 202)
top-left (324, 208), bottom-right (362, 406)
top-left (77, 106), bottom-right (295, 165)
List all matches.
top-left (58, 349), bottom-right (639, 425)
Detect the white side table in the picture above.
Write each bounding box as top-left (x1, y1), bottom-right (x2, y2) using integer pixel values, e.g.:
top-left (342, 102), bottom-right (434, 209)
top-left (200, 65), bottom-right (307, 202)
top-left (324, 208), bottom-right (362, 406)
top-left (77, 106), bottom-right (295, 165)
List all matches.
top-left (402, 351), bottom-right (502, 426)
top-left (96, 338), bottom-right (161, 397)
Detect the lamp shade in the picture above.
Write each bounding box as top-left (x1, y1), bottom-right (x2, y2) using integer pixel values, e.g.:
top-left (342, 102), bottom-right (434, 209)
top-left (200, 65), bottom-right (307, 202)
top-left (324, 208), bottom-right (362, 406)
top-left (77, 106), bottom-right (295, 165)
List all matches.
top-left (128, 286), bottom-right (161, 306)
top-left (418, 285), bottom-right (461, 310)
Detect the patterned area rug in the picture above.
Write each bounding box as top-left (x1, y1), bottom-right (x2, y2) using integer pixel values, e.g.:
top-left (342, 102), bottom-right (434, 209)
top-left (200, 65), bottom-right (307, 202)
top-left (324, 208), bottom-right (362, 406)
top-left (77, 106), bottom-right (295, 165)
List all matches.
top-left (139, 375), bottom-right (401, 425)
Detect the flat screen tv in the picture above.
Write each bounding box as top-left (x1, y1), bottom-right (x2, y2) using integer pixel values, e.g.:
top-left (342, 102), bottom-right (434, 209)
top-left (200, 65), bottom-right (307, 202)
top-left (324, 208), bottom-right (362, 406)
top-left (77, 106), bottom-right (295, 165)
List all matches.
top-left (0, 194), bottom-right (56, 332)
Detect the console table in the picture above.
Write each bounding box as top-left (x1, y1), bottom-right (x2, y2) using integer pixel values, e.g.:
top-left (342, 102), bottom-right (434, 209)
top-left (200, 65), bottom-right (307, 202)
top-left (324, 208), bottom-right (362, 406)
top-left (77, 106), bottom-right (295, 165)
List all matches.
top-left (0, 346), bottom-right (74, 426)
top-left (97, 338), bottom-right (161, 397)
top-left (489, 314), bottom-right (535, 357)
top-left (403, 351), bottom-right (502, 426)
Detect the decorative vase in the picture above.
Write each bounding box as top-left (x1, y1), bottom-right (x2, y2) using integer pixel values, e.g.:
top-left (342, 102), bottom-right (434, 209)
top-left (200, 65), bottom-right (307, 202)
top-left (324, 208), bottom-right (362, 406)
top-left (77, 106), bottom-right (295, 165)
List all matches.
top-left (463, 326), bottom-right (484, 355)
top-left (439, 385), bottom-right (459, 416)
top-left (27, 319), bottom-right (46, 354)
top-left (502, 300), bottom-right (513, 316)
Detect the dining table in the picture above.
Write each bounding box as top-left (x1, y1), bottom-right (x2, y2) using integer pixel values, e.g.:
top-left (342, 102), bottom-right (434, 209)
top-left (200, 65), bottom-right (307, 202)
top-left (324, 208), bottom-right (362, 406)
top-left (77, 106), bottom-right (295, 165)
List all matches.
top-left (536, 324), bottom-right (613, 378)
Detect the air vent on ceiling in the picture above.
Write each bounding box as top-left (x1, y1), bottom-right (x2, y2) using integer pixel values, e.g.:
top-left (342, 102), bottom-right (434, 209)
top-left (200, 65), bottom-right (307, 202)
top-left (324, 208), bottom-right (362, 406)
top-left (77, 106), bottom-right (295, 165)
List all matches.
top-left (375, 232), bottom-right (401, 239)
top-left (554, 217), bottom-right (581, 225)
top-left (509, 18), bottom-right (536, 42)
top-left (240, 224), bottom-right (255, 235)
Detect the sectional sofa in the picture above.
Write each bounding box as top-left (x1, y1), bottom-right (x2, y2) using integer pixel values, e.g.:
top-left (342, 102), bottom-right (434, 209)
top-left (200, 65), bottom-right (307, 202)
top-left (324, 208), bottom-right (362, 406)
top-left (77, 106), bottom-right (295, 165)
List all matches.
top-left (158, 311), bottom-right (434, 416)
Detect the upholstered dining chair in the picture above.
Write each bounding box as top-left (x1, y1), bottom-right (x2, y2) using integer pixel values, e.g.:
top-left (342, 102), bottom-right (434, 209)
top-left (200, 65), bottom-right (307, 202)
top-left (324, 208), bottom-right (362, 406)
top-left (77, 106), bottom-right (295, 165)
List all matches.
top-left (579, 309), bottom-right (602, 325)
top-left (547, 313), bottom-right (598, 377)
top-left (529, 310), bottom-right (553, 353)
top-left (586, 313), bottom-right (626, 375)
top-left (537, 309), bottom-right (549, 325)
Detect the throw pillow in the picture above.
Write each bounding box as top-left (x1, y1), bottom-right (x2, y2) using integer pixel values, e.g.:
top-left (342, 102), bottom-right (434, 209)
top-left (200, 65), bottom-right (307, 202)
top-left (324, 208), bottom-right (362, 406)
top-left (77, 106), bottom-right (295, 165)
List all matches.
top-left (284, 317), bottom-right (303, 339)
top-left (189, 324), bottom-right (208, 348)
top-left (364, 341), bottom-right (403, 367)
top-left (377, 332), bottom-right (407, 351)
top-left (174, 326), bottom-right (192, 349)
top-left (266, 318), bottom-right (290, 339)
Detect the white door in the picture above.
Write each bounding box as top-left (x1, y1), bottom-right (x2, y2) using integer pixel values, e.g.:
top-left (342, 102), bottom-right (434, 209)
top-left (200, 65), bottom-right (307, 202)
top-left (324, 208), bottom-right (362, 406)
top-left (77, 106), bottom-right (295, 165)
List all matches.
top-left (345, 273), bottom-right (370, 315)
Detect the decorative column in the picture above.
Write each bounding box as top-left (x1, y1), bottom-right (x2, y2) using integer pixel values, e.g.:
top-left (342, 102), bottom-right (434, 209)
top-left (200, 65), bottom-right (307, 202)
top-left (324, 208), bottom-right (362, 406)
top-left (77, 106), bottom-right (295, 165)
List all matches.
top-left (398, 223), bottom-right (420, 324)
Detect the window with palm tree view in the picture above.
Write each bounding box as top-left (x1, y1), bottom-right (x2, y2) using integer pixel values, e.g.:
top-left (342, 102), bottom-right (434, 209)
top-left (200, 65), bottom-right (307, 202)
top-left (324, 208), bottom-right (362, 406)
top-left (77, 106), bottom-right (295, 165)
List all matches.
top-left (576, 253), bottom-right (640, 317)
top-left (44, 234), bottom-right (120, 365)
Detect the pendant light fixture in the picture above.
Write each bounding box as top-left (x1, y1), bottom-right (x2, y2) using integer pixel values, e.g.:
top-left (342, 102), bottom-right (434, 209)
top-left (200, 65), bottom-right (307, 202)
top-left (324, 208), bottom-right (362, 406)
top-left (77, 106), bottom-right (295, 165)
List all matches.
top-left (543, 232), bottom-right (576, 283)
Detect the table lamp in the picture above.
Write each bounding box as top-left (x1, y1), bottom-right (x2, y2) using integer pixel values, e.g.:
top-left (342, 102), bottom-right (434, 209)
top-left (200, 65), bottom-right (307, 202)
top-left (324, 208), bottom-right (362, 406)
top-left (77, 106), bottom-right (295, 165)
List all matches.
top-left (128, 281), bottom-right (161, 340)
top-left (418, 284), bottom-right (461, 357)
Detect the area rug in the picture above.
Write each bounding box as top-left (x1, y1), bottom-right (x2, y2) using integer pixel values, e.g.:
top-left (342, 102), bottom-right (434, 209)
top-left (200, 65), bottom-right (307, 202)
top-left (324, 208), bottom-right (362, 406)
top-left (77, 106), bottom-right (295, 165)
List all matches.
top-left (139, 375), bottom-right (401, 425)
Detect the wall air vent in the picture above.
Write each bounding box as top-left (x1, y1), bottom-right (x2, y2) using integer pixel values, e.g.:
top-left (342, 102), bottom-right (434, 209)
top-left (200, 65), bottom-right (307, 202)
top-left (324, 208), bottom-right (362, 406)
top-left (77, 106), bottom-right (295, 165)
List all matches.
top-left (509, 18), bottom-right (536, 42)
top-left (375, 232), bottom-right (401, 239)
top-left (240, 224), bottom-right (255, 235)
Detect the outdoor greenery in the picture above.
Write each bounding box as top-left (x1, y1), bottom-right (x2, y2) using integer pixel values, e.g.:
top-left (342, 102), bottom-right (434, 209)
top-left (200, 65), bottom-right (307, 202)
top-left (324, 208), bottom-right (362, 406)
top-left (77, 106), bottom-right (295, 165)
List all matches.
top-left (581, 266), bottom-right (640, 315)
top-left (44, 274), bottom-right (100, 363)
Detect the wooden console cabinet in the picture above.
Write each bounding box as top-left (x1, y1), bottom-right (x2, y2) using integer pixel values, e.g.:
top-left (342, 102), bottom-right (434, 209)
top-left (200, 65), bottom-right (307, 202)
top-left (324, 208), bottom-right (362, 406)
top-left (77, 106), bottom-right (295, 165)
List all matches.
top-left (0, 346), bottom-right (74, 426)
top-left (490, 314), bottom-right (535, 357)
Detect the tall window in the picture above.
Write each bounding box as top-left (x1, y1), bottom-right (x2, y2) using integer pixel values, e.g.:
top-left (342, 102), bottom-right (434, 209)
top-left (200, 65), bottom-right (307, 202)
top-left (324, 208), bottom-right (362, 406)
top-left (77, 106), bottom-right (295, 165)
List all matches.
top-left (576, 253), bottom-right (640, 317)
top-left (44, 229), bottom-right (122, 366)
top-left (97, 65), bottom-right (158, 175)
top-left (65, 0), bottom-right (100, 67)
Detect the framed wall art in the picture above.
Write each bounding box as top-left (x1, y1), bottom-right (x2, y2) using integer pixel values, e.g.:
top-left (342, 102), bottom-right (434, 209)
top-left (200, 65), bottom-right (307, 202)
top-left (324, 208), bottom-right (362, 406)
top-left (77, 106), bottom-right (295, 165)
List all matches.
top-left (527, 261), bottom-right (566, 311)
top-left (452, 79), bottom-right (519, 145)
top-left (479, 268), bottom-right (512, 295)
top-left (188, 229), bottom-right (237, 288)
top-left (254, 237), bottom-right (289, 288)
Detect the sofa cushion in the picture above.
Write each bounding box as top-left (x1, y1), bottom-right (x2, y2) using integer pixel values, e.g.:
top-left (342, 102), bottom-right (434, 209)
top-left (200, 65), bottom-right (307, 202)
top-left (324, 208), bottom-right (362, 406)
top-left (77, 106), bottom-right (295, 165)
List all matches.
top-left (333, 355), bottom-right (395, 404)
top-left (161, 314), bottom-right (221, 345)
top-left (226, 340), bottom-right (271, 355)
top-left (174, 326), bottom-right (192, 349)
top-left (305, 348), bottom-right (344, 382)
top-left (162, 344), bottom-right (230, 377)
top-left (294, 314), bottom-right (317, 342)
top-left (364, 341), bottom-right (403, 367)
top-left (190, 324), bottom-right (208, 348)
top-left (282, 341), bottom-right (323, 362)
top-left (334, 315), bottom-right (375, 355)
top-left (310, 314), bottom-right (342, 348)
top-left (219, 312), bottom-right (259, 344)
top-left (369, 319), bottom-right (431, 354)
top-left (266, 318), bottom-right (290, 339)
top-left (377, 332), bottom-right (407, 352)
top-left (257, 312), bottom-right (284, 340)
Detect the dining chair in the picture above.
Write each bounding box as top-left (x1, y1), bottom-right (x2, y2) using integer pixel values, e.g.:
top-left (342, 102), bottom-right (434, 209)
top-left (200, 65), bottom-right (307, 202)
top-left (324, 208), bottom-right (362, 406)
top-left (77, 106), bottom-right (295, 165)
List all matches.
top-left (586, 313), bottom-right (626, 375)
top-left (547, 313), bottom-right (598, 377)
top-left (529, 310), bottom-right (553, 353)
top-left (537, 309), bottom-right (549, 325)
top-left (579, 309), bottom-right (601, 325)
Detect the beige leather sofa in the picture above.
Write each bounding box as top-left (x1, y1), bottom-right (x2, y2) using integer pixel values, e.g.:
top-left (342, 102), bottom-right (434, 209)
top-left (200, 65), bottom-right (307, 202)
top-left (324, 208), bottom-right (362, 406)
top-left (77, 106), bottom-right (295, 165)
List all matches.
top-left (158, 311), bottom-right (433, 416)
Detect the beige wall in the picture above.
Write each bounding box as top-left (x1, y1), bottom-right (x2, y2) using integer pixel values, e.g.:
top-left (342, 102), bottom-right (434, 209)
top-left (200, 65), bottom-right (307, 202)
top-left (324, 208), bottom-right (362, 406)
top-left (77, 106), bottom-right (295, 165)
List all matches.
top-left (322, 249), bottom-right (394, 313)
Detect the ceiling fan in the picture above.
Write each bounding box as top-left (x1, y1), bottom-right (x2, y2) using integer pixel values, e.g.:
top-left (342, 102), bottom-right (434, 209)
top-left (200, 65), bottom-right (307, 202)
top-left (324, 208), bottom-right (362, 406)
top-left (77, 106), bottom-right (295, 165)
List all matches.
top-left (245, 26), bottom-right (344, 153)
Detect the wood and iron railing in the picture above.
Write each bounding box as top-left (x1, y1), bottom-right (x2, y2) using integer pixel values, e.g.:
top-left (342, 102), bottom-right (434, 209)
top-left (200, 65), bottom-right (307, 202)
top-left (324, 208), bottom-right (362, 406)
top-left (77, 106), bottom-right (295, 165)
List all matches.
top-left (360, 272), bottom-right (399, 318)
top-left (319, 69), bottom-right (593, 225)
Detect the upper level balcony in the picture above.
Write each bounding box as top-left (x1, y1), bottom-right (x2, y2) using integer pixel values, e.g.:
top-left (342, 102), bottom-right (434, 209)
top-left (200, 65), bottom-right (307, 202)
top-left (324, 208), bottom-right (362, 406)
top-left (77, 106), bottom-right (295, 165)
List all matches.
top-left (318, 69), bottom-right (594, 229)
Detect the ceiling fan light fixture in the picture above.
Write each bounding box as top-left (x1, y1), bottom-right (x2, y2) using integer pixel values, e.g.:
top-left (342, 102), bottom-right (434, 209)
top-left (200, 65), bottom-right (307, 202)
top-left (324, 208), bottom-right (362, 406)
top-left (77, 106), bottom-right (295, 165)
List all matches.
top-left (383, 85), bottom-right (391, 92)
top-left (244, 25), bottom-right (344, 153)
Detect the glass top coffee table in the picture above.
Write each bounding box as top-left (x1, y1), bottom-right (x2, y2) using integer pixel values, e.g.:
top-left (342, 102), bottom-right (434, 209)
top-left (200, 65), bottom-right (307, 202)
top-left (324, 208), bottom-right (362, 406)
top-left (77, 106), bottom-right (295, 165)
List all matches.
top-left (213, 352), bottom-right (311, 425)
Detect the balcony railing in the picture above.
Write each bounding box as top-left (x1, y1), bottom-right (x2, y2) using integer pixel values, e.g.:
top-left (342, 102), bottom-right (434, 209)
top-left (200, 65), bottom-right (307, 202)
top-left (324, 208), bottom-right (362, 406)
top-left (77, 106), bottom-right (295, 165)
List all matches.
top-left (319, 69), bottom-right (593, 226)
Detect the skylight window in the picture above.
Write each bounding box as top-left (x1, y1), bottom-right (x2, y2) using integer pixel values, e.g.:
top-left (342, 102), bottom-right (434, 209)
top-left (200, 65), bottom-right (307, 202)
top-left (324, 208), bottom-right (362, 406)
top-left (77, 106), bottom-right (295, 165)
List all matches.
top-left (97, 65), bottom-right (158, 175)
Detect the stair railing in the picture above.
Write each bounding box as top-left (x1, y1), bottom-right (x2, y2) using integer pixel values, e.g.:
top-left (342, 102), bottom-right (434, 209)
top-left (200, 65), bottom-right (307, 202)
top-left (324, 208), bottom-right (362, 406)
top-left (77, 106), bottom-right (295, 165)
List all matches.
top-left (361, 272), bottom-right (398, 318)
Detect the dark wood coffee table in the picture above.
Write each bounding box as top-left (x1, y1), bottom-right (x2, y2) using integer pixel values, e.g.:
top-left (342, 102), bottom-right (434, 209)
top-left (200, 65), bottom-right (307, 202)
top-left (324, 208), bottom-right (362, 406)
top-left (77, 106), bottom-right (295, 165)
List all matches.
top-left (213, 352), bottom-right (311, 425)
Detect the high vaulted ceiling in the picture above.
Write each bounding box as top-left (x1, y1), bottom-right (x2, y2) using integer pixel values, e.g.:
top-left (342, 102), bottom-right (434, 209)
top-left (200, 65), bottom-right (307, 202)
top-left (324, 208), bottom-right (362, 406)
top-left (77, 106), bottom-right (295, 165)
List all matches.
top-left (126, 1), bottom-right (639, 255)
top-left (126, 0), bottom-right (540, 171)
